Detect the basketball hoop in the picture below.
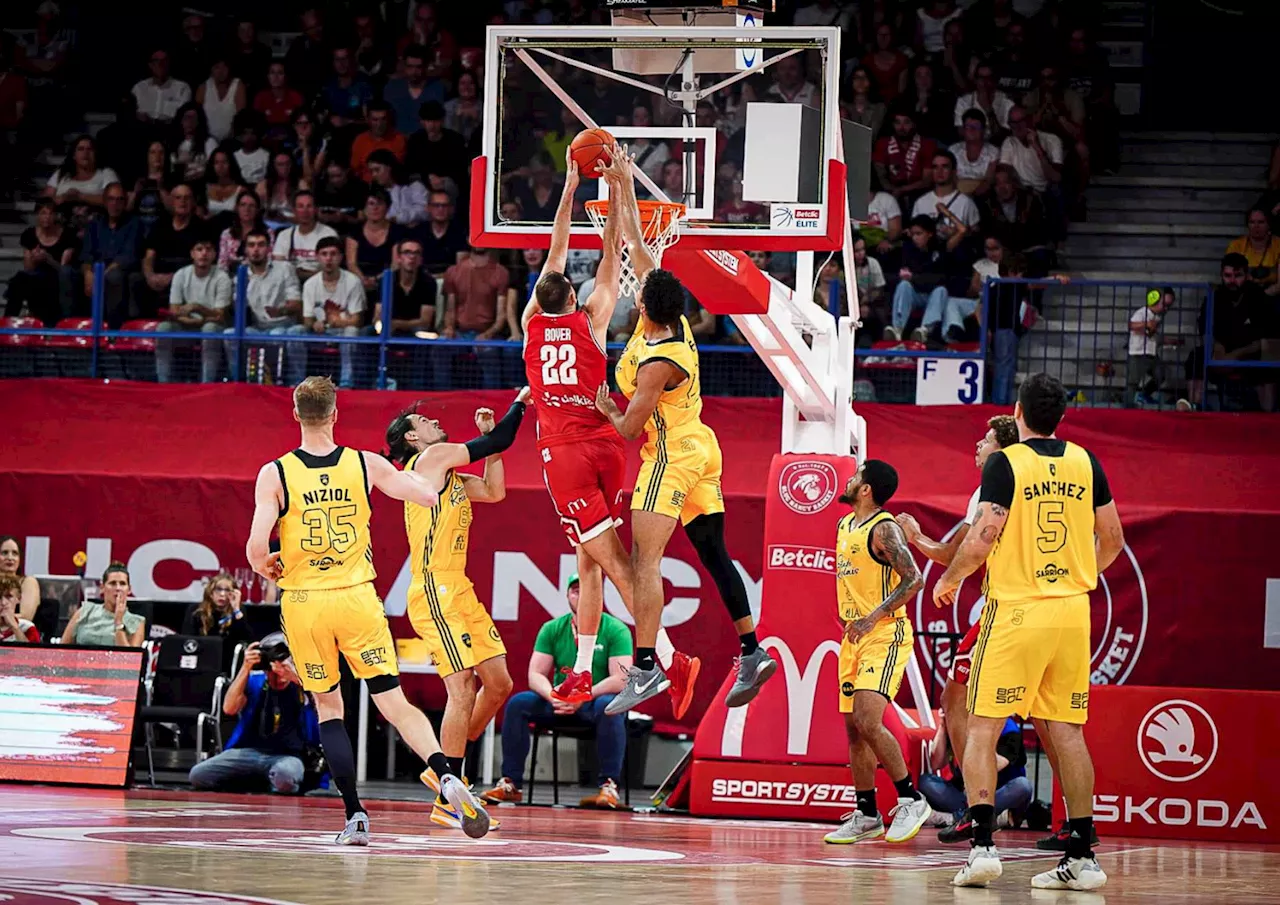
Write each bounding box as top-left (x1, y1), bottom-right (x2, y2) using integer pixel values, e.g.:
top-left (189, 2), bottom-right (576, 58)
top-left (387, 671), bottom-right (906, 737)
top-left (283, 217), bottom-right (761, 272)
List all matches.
top-left (585, 199), bottom-right (686, 298)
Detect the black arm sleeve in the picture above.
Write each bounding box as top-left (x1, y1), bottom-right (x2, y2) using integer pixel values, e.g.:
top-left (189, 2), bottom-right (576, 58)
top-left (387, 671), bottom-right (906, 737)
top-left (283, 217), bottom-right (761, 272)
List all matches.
top-left (978, 450), bottom-right (1015, 509)
top-left (1087, 449), bottom-right (1112, 509)
top-left (463, 402), bottom-right (526, 463)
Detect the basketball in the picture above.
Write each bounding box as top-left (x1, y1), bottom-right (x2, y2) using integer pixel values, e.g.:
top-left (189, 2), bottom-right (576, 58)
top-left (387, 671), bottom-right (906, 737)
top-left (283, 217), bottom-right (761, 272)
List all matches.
top-left (569, 128), bottom-right (615, 178)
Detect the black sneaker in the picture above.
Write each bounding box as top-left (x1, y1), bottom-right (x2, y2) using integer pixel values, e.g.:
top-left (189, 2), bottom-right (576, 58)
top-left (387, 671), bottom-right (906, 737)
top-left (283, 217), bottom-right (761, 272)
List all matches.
top-left (1036, 820), bottom-right (1100, 851)
top-left (938, 810), bottom-right (972, 844)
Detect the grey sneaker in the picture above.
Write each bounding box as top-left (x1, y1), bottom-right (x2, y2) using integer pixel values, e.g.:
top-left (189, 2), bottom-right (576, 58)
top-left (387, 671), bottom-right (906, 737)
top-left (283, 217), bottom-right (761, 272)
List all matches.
top-left (823, 809), bottom-right (885, 844)
top-left (1032, 855), bottom-right (1108, 890)
top-left (336, 810), bottom-right (370, 846)
top-left (885, 795), bottom-right (932, 842)
top-left (603, 664), bottom-right (671, 715)
top-left (441, 774), bottom-right (491, 839)
top-left (724, 648), bottom-right (778, 708)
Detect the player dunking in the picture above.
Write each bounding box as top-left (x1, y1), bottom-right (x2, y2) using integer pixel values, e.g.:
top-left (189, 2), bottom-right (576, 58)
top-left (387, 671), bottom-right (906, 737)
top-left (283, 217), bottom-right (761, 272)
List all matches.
top-left (821, 460), bottom-right (932, 845)
top-left (522, 145), bottom-right (699, 717)
top-left (936, 373), bottom-right (1124, 890)
top-left (592, 150), bottom-right (778, 716)
top-left (246, 377), bottom-right (490, 843)
top-left (384, 388), bottom-right (529, 829)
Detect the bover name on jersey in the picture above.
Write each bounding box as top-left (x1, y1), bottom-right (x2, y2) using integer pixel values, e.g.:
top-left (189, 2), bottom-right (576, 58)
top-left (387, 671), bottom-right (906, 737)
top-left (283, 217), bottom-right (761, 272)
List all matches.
top-left (542, 327), bottom-right (573, 342)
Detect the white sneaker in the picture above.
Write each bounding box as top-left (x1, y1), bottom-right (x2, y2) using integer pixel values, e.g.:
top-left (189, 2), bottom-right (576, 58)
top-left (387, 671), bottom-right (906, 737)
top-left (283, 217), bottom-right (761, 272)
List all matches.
top-left (1032, 855), bottom-right (1108, 890)
top-left (822, 809), bottom-right (885, 844)
top-left (953, 844), bottom-right (1003, 887)
top-left (924, 809), bottom-right (955, 829)
top-left (885, 796), bottom-right (931, 843)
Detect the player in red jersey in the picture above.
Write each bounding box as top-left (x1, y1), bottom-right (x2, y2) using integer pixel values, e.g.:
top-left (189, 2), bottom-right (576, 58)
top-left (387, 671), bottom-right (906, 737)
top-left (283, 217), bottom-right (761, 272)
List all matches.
top-left (521, 145), bottom-right (699, 711)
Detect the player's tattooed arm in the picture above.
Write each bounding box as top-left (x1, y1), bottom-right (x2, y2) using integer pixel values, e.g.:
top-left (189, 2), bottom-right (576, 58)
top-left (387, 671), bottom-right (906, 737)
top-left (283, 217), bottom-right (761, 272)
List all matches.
top-left (933, 502), bottom-right (1007, 607)
top-left (848, 521), bottom-right (922, 640)
top-left (874, 519), bottom-right (924, 612)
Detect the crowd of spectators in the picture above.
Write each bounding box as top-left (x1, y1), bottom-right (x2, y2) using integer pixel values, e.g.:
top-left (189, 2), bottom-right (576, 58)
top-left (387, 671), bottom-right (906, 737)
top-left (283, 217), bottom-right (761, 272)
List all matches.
top-left (0, 2), bottom-right (1113, 398)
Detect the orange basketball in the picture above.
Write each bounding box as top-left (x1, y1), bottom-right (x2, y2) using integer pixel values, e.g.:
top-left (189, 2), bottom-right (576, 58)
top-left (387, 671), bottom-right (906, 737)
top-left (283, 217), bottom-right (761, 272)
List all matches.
top-left (569, 128), bottom-right (615, 178)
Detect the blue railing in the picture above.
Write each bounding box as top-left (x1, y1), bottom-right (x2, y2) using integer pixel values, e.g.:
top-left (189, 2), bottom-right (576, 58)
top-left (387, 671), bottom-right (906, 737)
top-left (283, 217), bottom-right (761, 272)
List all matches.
top-left (0, 270), bottom-right (1275, 410)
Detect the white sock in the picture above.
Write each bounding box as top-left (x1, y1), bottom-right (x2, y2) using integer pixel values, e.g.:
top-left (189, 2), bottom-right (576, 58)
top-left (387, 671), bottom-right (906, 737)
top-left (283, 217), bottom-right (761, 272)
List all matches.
top-left (574, 634), bottom-right (596, 674)
top-left (655, 628), bottom-right (675, 670)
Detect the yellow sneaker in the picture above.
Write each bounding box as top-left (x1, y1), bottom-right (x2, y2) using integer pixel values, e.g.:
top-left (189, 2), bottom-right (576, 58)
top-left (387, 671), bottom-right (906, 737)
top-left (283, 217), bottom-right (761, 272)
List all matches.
top-left (430, 791), bottom-right (500, 831)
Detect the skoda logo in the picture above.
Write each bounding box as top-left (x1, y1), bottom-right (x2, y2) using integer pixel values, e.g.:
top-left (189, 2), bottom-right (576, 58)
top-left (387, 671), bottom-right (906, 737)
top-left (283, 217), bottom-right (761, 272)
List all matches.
top-left (1137, 699), bottom-right (1218, 783)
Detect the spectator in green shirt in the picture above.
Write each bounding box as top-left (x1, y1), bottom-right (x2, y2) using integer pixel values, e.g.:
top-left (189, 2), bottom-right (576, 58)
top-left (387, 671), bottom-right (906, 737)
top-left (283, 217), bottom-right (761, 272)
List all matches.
top-left (481, 572), bottom-right (633, 809)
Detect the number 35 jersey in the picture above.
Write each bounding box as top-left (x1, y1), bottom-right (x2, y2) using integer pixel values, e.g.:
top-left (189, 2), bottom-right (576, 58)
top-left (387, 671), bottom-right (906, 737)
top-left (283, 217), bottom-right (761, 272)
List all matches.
top-left (275, 447), bottom-right (375, 591)
top-left (523, 306), bottom-right (616, 449)
top-left (981, 439), bottom-right (1109, 602)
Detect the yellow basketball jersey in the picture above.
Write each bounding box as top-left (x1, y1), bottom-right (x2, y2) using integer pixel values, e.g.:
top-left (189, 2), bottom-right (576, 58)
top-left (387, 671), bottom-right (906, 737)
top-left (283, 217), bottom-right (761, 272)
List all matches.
top-left (614, 313), bottom-right (704, 441)
top-left (404, 456), bottom-right (471, 577)
top-left (984, 441), bottom-right (1098, 601)
top-left (835, 510), bottom-right (902, 622)
top-left (276, 447), bottom-right (375, 591)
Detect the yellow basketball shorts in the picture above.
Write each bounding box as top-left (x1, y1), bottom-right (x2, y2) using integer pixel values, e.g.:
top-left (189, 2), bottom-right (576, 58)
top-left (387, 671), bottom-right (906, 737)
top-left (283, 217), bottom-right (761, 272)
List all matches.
top-left (407, 571), bottom-right (507, 678)
top-left (967, 593), bottom-right (1091, 725)
top-left (632, 424), bottom-right (725, 524)
top-left (279, 583), bottom-right (398, 694)
top-left (838, 616), bottom-right (913, 712)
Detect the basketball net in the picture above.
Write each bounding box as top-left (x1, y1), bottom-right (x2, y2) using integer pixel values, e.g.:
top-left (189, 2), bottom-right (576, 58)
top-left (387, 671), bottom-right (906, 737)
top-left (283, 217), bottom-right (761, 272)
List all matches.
top-left (585, 199), bottom-right (686, 298)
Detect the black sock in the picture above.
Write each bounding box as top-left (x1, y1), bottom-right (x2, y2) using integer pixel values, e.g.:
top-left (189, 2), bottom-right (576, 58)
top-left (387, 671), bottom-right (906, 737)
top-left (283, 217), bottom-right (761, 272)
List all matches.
top-left (739, 631), bottom-right (759, 655)
top-left (319, 718), bottom-right (364, 820)
top-left (636, 646), bottom-right (656, 671)
top-left (1066, 816), bottom-right (1094, 859)
top-left (970, 804), bottom-right (995, 847)
top-left (447, 755), bottom-right (465, 779)
top-left (856, 789), bottom-right (877, 819)
top-left (893, 776), bottom-right (921, 801)
top-left (427, 751), bottom-right (450, 782)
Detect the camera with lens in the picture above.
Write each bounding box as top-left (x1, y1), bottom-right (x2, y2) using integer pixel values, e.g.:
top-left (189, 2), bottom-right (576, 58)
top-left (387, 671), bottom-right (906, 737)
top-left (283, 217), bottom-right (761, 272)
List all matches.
top-left (253, 631), bottom-right (291, 670)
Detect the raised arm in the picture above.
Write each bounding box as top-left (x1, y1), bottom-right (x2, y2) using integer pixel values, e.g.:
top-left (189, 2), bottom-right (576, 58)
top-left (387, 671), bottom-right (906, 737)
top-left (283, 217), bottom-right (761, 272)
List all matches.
top-left (413, 392), bottom-right (530, 495)
top-left (846, 519), bottom-right (923, 641)
top-left (246, 462), bottom-right (284, 581)
top-left (546, 146), bottom-right (581, 277)
top-left (581, 145), bottom-right (630, 339)
top-left (362, 450), bottom-right (440, 508)
top-left (607, 145), bottom-right (657, 287)
top-left (458, 407), bottom-right (508, 503)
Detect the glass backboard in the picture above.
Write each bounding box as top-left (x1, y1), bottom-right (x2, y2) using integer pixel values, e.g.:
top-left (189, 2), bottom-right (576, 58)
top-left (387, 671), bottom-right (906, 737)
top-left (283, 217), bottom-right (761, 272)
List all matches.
top-left (471, 24), bottom-right (845, 252)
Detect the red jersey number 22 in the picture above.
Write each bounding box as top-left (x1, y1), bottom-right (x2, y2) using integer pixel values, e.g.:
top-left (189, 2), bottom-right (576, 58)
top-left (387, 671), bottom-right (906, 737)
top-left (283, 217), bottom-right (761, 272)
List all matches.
top-left (540, 343), bottom-right (578, 386)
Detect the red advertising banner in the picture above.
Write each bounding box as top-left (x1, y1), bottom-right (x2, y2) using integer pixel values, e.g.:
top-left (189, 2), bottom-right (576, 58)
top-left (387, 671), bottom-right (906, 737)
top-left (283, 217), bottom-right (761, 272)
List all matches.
top-left (0, 646), bottom-right (146, 787)
top-left (3, 381), bottom-right (1280, 739)
top-left (1052, 685), bottom-right (1278, 843)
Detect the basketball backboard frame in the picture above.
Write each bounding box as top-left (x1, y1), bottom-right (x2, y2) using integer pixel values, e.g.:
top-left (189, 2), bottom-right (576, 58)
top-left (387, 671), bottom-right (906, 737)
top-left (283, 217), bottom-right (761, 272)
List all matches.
top-left (469, 24), bottom-right (845, 252)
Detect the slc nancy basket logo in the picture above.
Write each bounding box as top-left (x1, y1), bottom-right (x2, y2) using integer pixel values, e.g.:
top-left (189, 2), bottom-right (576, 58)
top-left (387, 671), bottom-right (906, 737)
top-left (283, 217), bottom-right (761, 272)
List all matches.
top-left (778, 461), bottom-right (837, 515)
top-left (1138, 699), bottom-right (1218, 783)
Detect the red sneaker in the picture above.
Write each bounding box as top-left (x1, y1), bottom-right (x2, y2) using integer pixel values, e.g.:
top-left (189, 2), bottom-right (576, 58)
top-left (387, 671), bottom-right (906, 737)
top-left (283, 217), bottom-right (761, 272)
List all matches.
top-left (666, 650), bottom-right (701, 720)
top-left (553, 669), bottom-right (593, 703)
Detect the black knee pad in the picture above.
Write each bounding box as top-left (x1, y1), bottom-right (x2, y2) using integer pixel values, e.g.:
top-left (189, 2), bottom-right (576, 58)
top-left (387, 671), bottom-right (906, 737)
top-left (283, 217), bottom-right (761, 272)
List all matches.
top-left (684, 513), bottom-right (752, 623)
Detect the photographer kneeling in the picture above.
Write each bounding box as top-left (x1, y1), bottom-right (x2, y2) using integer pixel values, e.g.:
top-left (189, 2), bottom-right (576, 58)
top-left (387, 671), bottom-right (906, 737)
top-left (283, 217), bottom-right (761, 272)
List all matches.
top-left (189, 633), bottom-right (322, 795)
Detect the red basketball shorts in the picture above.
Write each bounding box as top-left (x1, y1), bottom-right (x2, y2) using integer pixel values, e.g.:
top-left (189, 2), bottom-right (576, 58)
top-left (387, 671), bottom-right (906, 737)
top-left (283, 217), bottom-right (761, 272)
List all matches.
top-left (540, 438), bottom-right (627, 545)
top-left (950, 619), bottom-right (983, 684)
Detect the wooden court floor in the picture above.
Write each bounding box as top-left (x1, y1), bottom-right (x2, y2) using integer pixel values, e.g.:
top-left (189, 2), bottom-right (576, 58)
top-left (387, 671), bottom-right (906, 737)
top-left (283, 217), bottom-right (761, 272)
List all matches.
top-left (2, 786), bottom-right (1278, 904)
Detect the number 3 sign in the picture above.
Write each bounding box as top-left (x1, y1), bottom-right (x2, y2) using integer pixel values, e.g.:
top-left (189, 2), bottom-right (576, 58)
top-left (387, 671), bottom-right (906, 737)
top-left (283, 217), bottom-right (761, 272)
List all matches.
top-left (915, 358), bottom-right (984, 406)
